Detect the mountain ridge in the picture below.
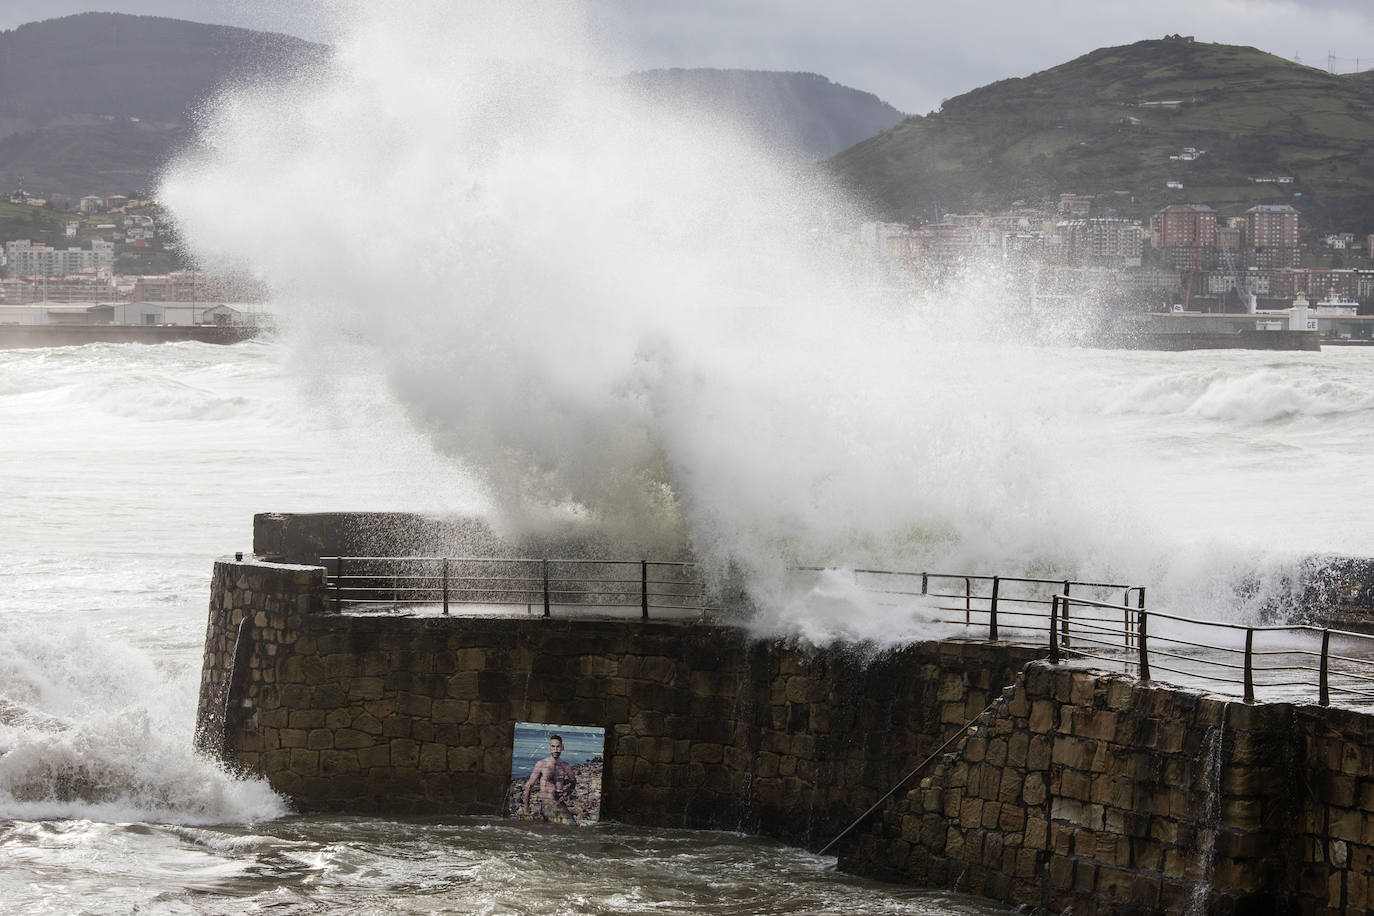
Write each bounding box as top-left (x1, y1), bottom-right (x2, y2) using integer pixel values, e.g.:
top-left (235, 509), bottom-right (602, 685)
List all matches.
top-left (0, 13), bottom-right (905, 197)
top-left (828, 36), bottom-right (1374, 235)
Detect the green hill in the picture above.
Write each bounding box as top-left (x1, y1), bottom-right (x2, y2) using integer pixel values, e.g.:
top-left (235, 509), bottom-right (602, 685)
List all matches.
top-left (0, 12), bottom-right (323, 127)
top-left (829, 36), bottom-right (1374, 235)
top-left (0, 12), bottom-right (322, 198)
top-left (0, 14), bottom-right (907, 198)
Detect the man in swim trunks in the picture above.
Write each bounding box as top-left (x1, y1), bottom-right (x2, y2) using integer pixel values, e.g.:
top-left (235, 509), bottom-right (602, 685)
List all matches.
top-left (522, 734), bottom-right (577, 822)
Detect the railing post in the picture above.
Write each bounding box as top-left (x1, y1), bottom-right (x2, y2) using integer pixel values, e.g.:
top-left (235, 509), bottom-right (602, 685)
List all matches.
top-left (1061, 580), bottom-right (1071, 649)
top-left (1049, 595), bottom-right (1061, 663)
top-left (921, 572), bottom-right (928, 596)
top-left (989, 576), bottom-right (1000, 641)
top-left (641, 559), bottom-right (649, 620)
top-left (542, 559), bottom-right (550, 618)
top-left (334, 556), bottom-right (343, 612)
top-left (1243, 628), bottom-right (1255, 703)
top-left (442, 557), bottom-right (450, 615)
top-left (1138, 610), bottom-right (1150, 681)
top-left (1319, 629), bottom-right (1330, 707)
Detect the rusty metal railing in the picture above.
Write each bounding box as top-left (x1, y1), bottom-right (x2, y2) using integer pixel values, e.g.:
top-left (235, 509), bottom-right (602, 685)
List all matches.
top-left (320, 555), bottom-right (713, 619)
top-left (1049, 593), bottom-right (1374, 706)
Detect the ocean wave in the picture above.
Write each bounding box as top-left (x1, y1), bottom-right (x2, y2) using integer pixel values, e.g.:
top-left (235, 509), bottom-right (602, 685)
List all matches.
top-left (0, 621), bottom-right (286, 825)
top-left (1100, 365), bottom-right (1374, 424)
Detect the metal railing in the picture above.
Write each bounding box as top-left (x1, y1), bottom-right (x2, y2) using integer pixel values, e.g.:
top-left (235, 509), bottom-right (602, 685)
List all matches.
top-left (320, 555), bottom-right (714, 619)
top-left (317, 555), bottom-right (1372, 704)
top-left (795, 568), bottom-right (1143, 641)
top-left (1049, 593), bottom-right (1374, 707)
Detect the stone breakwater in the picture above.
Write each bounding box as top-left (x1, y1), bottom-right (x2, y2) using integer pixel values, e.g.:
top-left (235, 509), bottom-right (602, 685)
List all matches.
top-left (197, 559), bottom-right (1038, 844)
top-left (849, 663), bottom-right (1374, 915)
top-left (198, 557), bottom-right (1374, 915)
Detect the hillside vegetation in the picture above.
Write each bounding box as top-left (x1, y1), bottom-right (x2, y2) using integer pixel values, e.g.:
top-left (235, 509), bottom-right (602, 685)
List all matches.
top-left (829, 37), bottom-right (1374, 234)
top-left (0, 14), bottom-right (904, 197)
top-left (0, 12), bottom-right (323, 127)
top-left (0, 12), bottom-right (322, 196)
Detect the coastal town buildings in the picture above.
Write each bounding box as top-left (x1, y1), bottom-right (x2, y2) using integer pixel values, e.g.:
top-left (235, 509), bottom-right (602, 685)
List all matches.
top-left (852, 196), bottom-right (1373, 315)
top-left (1149, 204), bottom-right (1218, 270)
top-left (5, 179), bottom-right (1371, 321)
top-left (4, 239), bottom-right (114, 276)
top-left (1246, 204), bottom-right (1301, 268)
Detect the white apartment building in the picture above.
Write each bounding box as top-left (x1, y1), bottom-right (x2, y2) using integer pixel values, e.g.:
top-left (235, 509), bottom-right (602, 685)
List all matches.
top-left (4, 239), bottom-right (115, 277)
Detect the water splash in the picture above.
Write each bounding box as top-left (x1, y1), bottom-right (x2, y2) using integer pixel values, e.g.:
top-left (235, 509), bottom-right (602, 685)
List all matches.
top-left (0, 619), bottom-right (285, 824)
top-left (160, 2), bottom-right (1374, 631)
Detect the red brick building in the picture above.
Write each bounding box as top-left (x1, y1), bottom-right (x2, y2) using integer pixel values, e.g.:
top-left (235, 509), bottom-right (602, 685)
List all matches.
top-left (1245, 205), bottom-right (1300, 268)
top-left (1149, 204), bottom-right (1218, 269)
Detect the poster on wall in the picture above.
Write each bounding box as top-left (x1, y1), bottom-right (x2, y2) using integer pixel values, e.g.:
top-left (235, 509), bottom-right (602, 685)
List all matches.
top-left (508, 722), bottom-right (605, 825)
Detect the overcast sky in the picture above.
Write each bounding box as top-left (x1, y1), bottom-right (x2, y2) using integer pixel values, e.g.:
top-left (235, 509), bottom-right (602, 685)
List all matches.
top-left (4, 1), bottom-right (1373, 114)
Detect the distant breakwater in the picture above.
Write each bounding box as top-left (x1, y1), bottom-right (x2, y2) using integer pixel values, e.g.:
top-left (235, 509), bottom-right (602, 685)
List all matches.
top-left (0, 324), bottom-right (259, 348)
top-left (194, 515), bottom-right (1374, 914)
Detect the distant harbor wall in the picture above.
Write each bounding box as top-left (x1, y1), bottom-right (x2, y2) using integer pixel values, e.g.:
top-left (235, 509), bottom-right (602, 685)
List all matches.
top-left (198, 556), bottom-right (1374, 914)
top-left (1110, 329), bottom-right (1322, 351)
top-left (0, 324), bottom-right (258, 348)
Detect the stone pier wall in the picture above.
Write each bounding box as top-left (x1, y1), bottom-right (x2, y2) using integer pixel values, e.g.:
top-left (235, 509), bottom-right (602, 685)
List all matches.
top-left (848, 661), bottom-right (1374, 915)
top-left (197, 558), bottom-right (1039, 846)
top-left (849, 662), bottom-right (1295, 913)
top-left (1295, 704), bottom-right (1374, 914)
top-left (196, 557), bottom-right (1374, 914)
top-left (196, 559), bottom-right (326, 758)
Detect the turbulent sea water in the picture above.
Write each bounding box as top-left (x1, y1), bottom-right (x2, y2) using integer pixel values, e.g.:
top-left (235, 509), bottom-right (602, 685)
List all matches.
top-left (1, 338), bottom-right (1371, 912)
top-left (0, 337), bottom-right (1022, 914)
top-left (7, 4), bottom-right (1374, 911)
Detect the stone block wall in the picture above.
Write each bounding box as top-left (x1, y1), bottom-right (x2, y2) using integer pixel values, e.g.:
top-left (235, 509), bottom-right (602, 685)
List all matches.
top-left (1295, 705), bottom-right (1374, 915)
top-left (196, 557), bottom-right (1374, 914)
top-left (854, 661), bottom-right (1374, 915)
top-left (197, 558), bottom-right (1040, 846)
top-left (196, 559), bottom-right (326, 759)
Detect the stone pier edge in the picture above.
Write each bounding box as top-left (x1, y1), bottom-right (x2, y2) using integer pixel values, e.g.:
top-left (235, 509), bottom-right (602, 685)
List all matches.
top-left (197, 557), bottom-right (1374, 915)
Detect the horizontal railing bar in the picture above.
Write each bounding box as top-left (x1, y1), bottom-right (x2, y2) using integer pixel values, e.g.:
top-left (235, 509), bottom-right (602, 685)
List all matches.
top-left (342, 602), bottom-right (716, 613)
top-left (1143, 662), bottom-right (1239, 684)
top-left (1325, 668), bottom-right (1374, 685)
top-left (1143, 608), bottom-right (1359, 636)
top-left (1145, 636), bottom-right (1247, 655)
top-left (923, 572), bottom-right (1134, 589)
top-left (1327, 651), bottom-right (1374, 665)
top-left (1066, 634), bottom-right (1131, 649)
top-left (1248, 648), bottom-right (1322, 659)
top-left (1064, 649), bottom-right (1134, 665)
top-left (322, 555), bottom-right (702, 569)
top-left (1145, 648), bottom-right (1247, 671)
